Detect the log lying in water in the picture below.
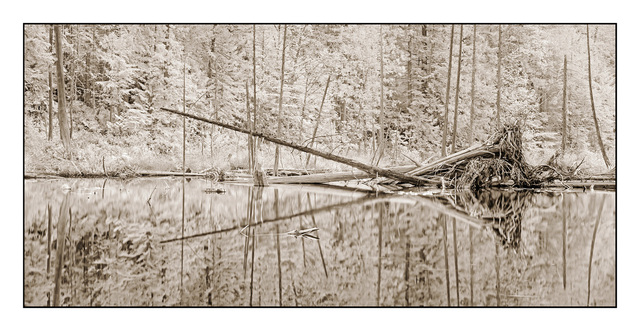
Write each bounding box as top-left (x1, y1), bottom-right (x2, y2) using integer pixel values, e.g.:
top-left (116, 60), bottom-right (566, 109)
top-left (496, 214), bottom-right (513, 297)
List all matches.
top-left (159, 107), bottom-right (434, 186)
top-left (540, 180), bottom-right (616, 190)
top-left (268, 165), bottom-right (416, 184)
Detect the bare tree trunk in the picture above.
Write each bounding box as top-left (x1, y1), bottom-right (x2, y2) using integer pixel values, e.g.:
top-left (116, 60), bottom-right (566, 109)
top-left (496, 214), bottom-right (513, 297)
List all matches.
top-left (84, 26), bottom-right (91, 108)
top-left (214, 38), bottom-right (218, 160)
top-left (441, 25), bottom-right (455, 157)
top-left (496, 25), bottom-right (503, 127)
top-left (299, 75), bottom-right (310, 143)
top-left (451, 25), bottom-right (464, 153)
top-left (376, 25), bottom-right (386, 165)
top-left (182, 59), bottom-right (186, 173)
top-left (358, 71), bottom-right (368, 153)
top-left (48, 25), bottom-right (54, 141)
top-left (273, 25), bottom-right (287, 176)
top-left (245, 81), bottom-right (254, 176)
top-left (69, 26), bottom-right (77, 140)
top-left (586, 25), bottom-right (611, 168)
top-left (306, 75), bottom-right (331, 168)
top-left (211, 33), bottom-right (218, 159)
top-left (562, 55), bottom-right (568, 153)
top-left (407, 30), bottom-right (412, 114)
top-left (469, 25), bottom-right (477, 146)
top-left (91, 26), bottom-right (96, 113)
top-left (54, 25), bottom-right (70, 153)
top-left (210, 99), bottom-right (214, 158)
top-left (252, 25), bottom-right (258, 167)
top-left (426, 25), bottom-right (433, 82)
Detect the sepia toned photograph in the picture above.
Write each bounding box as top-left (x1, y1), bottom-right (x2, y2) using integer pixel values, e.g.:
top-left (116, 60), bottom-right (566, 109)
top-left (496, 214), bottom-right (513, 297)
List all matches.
top-left (24, 24), bottom-right (615, 307)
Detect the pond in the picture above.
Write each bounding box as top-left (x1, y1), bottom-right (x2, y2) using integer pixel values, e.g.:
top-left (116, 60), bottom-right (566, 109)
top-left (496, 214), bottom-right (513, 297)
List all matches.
top-left (24, 178), bottom-right (616, 306)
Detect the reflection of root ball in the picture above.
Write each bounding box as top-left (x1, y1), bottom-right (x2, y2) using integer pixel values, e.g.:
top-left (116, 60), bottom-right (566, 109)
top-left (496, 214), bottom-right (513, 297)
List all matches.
top-left (492, 216), bottom-right (522, 249)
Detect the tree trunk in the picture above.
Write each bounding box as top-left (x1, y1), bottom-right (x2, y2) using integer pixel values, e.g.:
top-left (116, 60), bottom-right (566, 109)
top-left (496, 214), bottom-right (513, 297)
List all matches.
top-left (359, 71), bottom-right (368, 153)
top-left (426, 25), bottom-right (433, 81)
top-left (273, 25), bottom-right (287, 176)
top-left (496, 25), bottom-right (503, 127)
top-left (160, 107), bottom-right (430, 186)
top-left (54, 25), bottom-right (70, 153)
top-left (69, 26), bottom-right (76, 140)
top-left (84, 26), bottom-right (91, 108)
top-left (91, 25), bottom-right (96, 112)
top-left (407, 31), bottom-right (412, 114)
top-left (299, 75), bottom-right (310, 143)
top-left (441, 25), bottom-right (455, 157)
top-left (451, 25), bottom-right (464, 153)
top-left (252, 25), bottom-right (258, 165)
top-left (210, 99), bottom-right (214, 158)
top-left (48, 25), bottom-right (54, 141)
top-left (376, 25), bottom-right (386, 165)
top-left (586, 25), bottom-right (611, 168)
top-left (182, 59), bottom-right (186, 173)
top-left (469, 25), bottom-right (477, 146)
top-left (211, 32), bottom-right (217, 159)
top-left (562, 55), bottom-right (567, 153)
top-left (306, 75), bottom-right (331, 167)
top-left (245, 81), bottom-right (254, 175)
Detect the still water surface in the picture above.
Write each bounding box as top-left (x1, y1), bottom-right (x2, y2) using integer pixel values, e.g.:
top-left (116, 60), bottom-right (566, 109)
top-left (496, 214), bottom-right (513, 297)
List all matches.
top-left (24, 178), bottom-right (615, 306)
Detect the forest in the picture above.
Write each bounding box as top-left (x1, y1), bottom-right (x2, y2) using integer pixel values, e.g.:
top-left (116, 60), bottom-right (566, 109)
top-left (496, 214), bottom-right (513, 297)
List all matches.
top-left (24, 24), bottom-right (615, 185)
top-left (23, 24), bottom-right (617, 307)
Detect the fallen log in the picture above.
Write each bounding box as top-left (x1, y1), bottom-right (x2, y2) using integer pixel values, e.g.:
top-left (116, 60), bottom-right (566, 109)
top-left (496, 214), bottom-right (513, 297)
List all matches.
top-left (268, 165), bottom-right (416, 184)
top-left (539, 180), bottom-right (616, 190)
top-left (137, 170), bottom-right (206, 177)
top-left (159, 107), bottom-right (434, 186)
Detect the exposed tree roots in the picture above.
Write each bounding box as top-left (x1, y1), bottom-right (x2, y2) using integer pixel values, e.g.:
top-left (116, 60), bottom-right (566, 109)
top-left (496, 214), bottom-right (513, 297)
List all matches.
top-left (414, 124), bottom-right (566, 190)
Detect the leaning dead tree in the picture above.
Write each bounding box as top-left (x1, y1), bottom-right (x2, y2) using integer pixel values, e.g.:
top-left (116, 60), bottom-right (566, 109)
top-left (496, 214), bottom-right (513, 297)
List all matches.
top-left (159, 108), bottom-right (613, 190)
top-left (159, 107), bottom-right (433, 186)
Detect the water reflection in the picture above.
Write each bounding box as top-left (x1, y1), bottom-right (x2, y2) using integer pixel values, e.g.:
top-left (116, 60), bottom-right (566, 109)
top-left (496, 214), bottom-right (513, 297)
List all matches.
top-left (24, 178), bottom-right (616, 306)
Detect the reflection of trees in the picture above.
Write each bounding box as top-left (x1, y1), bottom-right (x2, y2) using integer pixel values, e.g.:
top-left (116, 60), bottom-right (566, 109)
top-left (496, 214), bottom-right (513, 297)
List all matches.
top-left (24, 180), bottom-right (615, 306)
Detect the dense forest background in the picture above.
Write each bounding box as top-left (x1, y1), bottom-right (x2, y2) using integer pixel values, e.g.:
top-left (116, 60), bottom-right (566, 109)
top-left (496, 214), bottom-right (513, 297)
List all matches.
top-left (24, 24), bottom-right (615, 175)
